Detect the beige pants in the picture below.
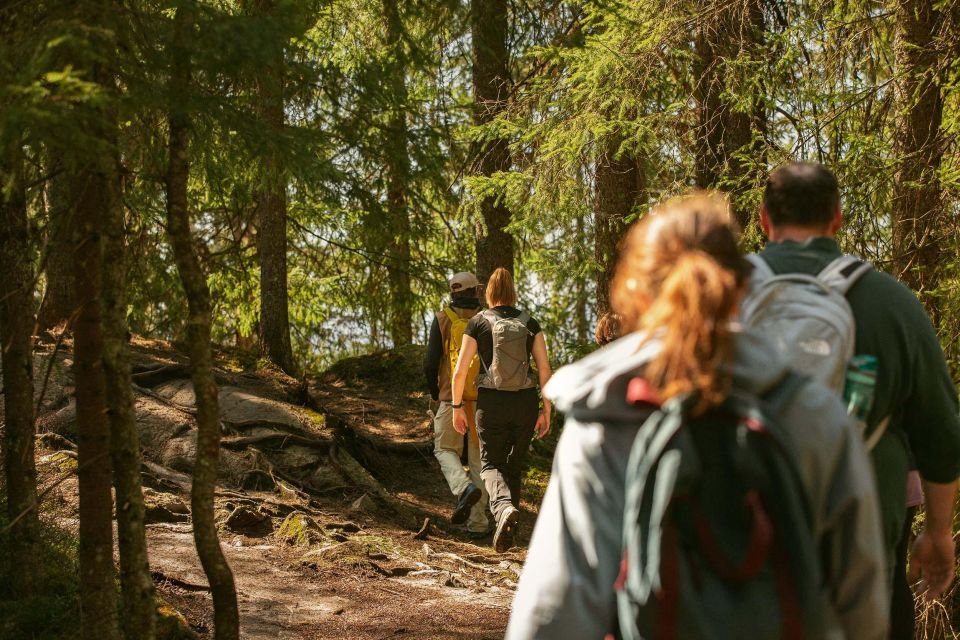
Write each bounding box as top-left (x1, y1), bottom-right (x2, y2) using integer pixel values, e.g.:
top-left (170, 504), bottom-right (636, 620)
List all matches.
top-left (433, 400), bottom-right (489, 532)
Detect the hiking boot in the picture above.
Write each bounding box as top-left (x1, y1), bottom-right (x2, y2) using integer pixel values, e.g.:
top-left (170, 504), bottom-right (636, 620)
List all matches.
top-left (451, 483), bottom-right (481, 525)
top-left (493, 506), bottom-right (520, 553)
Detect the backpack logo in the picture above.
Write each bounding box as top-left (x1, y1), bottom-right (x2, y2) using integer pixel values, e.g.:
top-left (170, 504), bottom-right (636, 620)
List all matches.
top-left (442, 307), bottom-right (480, 400)
top-left (616, 378), bottom-right (831, 640)
top-left (477, 309), bottom-right (535, 391)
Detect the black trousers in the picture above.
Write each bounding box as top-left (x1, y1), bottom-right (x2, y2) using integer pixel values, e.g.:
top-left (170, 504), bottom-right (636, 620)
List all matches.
top-left (475, 387), bottom-right (539, 523)
top-left (890, 506), bottom-right (918, 639)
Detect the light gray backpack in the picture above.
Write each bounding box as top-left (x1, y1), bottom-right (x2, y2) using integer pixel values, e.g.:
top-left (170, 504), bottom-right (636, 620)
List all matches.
top-left (476, 309), bottom-right (535, 391)
top-left (742, 254), bottom-right (889, 450)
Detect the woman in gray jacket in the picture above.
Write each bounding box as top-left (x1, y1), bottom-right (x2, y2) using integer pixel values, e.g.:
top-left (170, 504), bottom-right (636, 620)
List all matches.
top-left (506, 193), bottom-right (888, 640)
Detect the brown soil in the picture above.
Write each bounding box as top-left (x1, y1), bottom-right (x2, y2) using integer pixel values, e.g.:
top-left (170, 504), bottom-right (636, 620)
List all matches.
top-left (31, 338), bottom-right (553, 639)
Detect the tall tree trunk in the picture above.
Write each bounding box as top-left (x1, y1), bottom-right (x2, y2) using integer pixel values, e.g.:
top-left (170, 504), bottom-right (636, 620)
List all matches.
top-left (692, 0), bottom-right (765, 232)
top-left (72, 141), bottom-right (122, 640)
top-left (166, 11), bottom-right (240, 638)
top-left (594, 144), bottom-right (642, 314)
top-left (100, 129), bottom-right (155, 640)
top-left (38, 154), bottom-right (76, 332)
top-left (471, 0), bottom-right (514, 282)
top-left (251, 0), bottom-right (296, 376)
top-left (892, 0), bottom-right (944, 321)
top-left (70, 4), bottom-right (122, 637)
top-left (0, 145), bottom-right (40, 597)
top-left (383, 0), bottom-right (413, 346)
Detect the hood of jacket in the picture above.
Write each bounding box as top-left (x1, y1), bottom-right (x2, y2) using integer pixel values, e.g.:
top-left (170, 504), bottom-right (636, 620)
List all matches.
top-left (544, 326), bottom-right (792, 421)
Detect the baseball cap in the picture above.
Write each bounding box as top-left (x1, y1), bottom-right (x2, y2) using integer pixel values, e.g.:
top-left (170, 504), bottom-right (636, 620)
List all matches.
top-left (449, 272), bottom-right (480, 292)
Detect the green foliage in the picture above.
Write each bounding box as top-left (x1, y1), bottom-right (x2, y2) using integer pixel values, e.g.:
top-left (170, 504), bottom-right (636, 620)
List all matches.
top-left (3, 0), bottom-right (958, 375)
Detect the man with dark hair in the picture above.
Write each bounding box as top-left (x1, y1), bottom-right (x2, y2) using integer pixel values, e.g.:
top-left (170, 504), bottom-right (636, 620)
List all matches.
top-left (755, 162), bottom-right (960, 635)
top-left (423, 272), bottom-right (490, 538)
top-left (762, 162), bottom-right (841, 229)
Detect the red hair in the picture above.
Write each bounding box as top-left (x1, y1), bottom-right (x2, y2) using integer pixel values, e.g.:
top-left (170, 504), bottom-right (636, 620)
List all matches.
top-left (610, 192), bottom-right (750, 411)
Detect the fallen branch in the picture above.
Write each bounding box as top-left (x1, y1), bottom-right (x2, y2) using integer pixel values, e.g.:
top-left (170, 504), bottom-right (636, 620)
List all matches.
top-left (131, 363), bottom-right (191, 387)
top-left (150, 570), bottom-right (211, 592)
top-left (220, 431), bottom-right (331, 451)
top-left (142, 460), bottom-right (192, 492)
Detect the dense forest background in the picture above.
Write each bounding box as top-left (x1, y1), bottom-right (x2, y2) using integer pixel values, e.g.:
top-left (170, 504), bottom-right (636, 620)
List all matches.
top-left (5, 0), bottom-right (958, 372)
top-left (3, 0), bottom-right (960, 638)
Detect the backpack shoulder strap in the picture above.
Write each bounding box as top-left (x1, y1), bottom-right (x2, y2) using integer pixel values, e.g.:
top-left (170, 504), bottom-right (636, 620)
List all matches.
top-left (746, 253), bottom-right (775, 283)
top-left (442, 306), bottom-right (459, 324)
top-left (816, 255), bottom-right (872, 295)
top-left (477, 310), bottom-right (497, 373)
top-left (481, 308), bottom-right (498, 326)
top-left (516, 310), bottom-right (533, 333)
top-left (864, 415), bottom-right (891, 452)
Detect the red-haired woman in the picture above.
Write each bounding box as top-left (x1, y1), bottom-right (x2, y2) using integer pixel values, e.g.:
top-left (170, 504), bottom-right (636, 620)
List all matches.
top-left (451, 267), bottom-right (552, 553)
top-left (506, 194), bottom-right (887, 639)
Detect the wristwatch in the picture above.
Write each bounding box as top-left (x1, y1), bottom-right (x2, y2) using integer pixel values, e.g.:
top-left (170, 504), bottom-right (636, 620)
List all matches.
top-left (452, 402), bottom-right (463, 409)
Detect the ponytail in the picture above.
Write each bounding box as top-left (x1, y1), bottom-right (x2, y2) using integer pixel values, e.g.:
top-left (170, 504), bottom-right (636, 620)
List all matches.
top-left (610, 192), bottom-right (750, 413)
top-left (640, 250), bottom-right (739, 410)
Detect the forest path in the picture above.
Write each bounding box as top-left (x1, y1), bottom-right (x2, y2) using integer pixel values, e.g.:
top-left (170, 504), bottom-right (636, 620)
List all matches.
top-left (32, 337), bottom-right (552, 639)
top-left (146, 522), bottom-right (513, 639)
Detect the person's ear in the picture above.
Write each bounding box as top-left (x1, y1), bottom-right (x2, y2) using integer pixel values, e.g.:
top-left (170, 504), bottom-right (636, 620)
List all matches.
top-left (827, 206), bottom-right (843, 236)
top-left (759, 205), bottom-right (773, 240)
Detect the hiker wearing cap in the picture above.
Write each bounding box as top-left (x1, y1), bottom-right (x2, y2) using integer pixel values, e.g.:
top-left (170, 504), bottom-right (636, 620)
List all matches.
top-left (749, 163), bottom-right (960, 635)
top-left (451, 267), bottom-right (552, 553)
top-left (507, 193), bottom-right (887, 640)
top-left (423, 272), bottom-right (489, 537)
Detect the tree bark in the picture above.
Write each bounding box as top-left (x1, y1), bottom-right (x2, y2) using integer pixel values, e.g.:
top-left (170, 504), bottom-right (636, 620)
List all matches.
top-left (0, 145), bottom-right (40, 597)
top-left (382, 0), bottom-right (413, 347)
top-left (72, 140), bottom-right (122, 640)
top-left (165, 11), bottom-right (240, 638)
top-left (594, 144), bottom-right (642, 314)
top-left (38, 154), bottom-right (76, 332)
top-left (251, 0), bottom-right (296, 376)
top-left (471, 0), bottom-right (514, 282)
top-left (892, 0), bottom-right (945, 320)
top-left (99, 118), bottom-right (156, 640)
top-left (692, 0), bottom-right (765, 232)
top-left (64, 4), bottom-right (122, 636)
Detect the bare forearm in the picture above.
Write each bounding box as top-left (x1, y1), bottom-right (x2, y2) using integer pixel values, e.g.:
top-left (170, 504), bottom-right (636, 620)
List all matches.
top-left (922, 479), bottom-right (958, 535)
top-left (539, 369), bottom-right (552, 417)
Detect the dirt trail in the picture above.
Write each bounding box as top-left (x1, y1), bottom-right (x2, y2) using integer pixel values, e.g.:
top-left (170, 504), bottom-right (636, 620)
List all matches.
top-left (31, 337), bottom-right (550, 639)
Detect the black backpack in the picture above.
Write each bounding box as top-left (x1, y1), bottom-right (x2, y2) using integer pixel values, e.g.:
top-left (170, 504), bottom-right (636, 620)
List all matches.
top-left (614, 374), bottom-right (832, 640)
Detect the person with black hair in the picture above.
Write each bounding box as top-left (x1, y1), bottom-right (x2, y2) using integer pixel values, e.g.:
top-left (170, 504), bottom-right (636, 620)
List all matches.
top-left (756, 162), bottom-right (960, 634)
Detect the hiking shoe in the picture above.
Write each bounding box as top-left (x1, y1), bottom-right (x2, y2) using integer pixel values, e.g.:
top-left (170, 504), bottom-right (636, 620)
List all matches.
top-left (493, 506), bottom-right (520, 553)
top-left (451, 483), bottom-right (481, 525)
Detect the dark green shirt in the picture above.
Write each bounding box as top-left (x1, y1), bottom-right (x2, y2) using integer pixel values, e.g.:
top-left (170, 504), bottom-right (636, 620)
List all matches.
top-left (759, 237), bottom-right (960, 555)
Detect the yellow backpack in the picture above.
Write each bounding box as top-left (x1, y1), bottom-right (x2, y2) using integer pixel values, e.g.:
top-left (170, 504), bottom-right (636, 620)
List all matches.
top-left (443, 306), bottom-right (480, 400)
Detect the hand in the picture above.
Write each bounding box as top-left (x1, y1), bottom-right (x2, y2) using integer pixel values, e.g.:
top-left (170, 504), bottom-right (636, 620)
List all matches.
top-left (909, 529), bottom-right (956, 600)
top-left (453, 407), bottom-right (468, 435)
top-left (535, 412), bottom-right (550, 439)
